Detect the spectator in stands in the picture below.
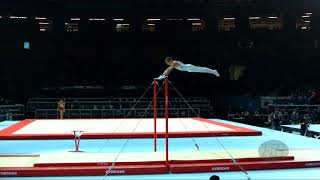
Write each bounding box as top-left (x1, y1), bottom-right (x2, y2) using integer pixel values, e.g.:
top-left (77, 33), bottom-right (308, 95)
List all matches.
top-left (0, 98), bottom-right (5, 105)
top-left (57, 99), bottom-right (66, 119)
top-left (267, 112), bottom-right (273, 125)
top-left (227, 104), bottom-right (232, 114)
top-left (6, 112), bottom-right (12, 120)
top-left (309, 89), bottom-right (320, 104)
top-left (316, 107), bottom-right (320, 123)
top-left (235, 112), bottom-right (242, 119)
top-left (209, 106), bottom-right (215, 117)
top-left (290, 111), bottom-right (299, 124)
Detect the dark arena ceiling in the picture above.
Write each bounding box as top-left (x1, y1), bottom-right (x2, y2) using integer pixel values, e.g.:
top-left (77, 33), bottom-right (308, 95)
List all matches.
top-left (0, 0), bottom-right (318, 17)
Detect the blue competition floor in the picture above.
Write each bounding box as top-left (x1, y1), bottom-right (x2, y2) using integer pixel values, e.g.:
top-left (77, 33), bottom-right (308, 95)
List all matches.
top-left (1, 119), bottom-right (320, 180)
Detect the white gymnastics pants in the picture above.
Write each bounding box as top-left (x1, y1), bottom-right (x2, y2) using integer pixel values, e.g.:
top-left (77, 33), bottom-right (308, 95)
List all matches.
top-left (176, 64), bottom-right (219, 77)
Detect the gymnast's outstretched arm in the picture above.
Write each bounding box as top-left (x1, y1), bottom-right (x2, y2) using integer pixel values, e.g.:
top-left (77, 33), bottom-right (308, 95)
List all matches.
top-left (163, 61), bottom-right (181, 76)
top-left (162, 64), bottom-right (175, 76)
top-left (155, 65), bottom-right (173, 80)
top-left (155, 61), bottom-right (180, 80)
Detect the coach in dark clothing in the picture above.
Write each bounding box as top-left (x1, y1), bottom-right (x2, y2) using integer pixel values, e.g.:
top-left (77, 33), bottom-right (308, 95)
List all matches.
top-left (300, 117), bottom-right (309, 136)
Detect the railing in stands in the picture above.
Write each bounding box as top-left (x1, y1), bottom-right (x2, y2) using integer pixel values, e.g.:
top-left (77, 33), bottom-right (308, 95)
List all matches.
top-left (27, 100), bottom-right (210, 116)
top-left (268, 104), bottom-right (320, 111)
top-left (28, 97), bottom-right (209, 102)
top-left (0, 104), bottom-right (24, 120)
top-left (35, 108), bottom-right (201, 119)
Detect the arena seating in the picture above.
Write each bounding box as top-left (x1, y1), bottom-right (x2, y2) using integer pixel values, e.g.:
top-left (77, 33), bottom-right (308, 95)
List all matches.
top-left (0, 104), bottom-right (24, 121)
top-left (27, 97), bottom-right (210, 119)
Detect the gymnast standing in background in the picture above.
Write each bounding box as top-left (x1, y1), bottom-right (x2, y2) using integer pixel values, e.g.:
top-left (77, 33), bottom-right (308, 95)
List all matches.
top-left (57, 99), bottom-right (66, 119)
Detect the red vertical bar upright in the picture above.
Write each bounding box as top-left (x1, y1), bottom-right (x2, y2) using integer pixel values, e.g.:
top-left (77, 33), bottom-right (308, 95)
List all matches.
top-left (74, 133), bottom-right (79, 152)
top-left (165, 78), bottom-right (169, 167)
top-left (153, 79), bottom-right (157, 152)
top-left (72, 131), bottom-right (81, 152)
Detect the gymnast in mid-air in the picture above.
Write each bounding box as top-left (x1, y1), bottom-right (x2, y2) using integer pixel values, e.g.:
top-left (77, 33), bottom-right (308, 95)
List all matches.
top-left (156, 57), bottom-right (220, 80)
